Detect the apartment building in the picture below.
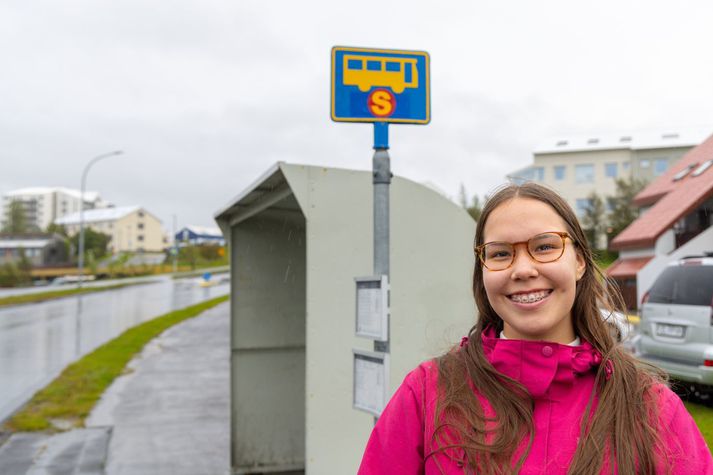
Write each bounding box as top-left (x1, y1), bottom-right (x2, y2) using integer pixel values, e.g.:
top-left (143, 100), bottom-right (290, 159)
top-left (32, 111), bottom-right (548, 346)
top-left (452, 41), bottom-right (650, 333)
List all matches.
top-left (1, 187), bottom-right (105, 231)
top-left (55, 206), bottom-right (164, 253)
top-left (507, 130), bottom-right (709, 225)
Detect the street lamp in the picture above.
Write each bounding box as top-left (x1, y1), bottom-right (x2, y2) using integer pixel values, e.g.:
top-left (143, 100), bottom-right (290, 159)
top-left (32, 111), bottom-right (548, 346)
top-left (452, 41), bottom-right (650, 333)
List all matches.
top-left (78, 150), bottom-right (123, 287)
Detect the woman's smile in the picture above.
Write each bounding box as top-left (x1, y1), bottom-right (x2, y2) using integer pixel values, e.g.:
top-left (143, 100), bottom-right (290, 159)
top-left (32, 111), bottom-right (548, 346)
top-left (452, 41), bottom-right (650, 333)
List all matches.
top-left (507, 288), bottom-right (552, 304)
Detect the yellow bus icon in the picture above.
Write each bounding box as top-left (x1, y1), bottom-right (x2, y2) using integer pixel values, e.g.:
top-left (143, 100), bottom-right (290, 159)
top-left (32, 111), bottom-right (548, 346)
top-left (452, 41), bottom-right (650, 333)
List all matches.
top-left (343, 54), bottom-right (418, 94)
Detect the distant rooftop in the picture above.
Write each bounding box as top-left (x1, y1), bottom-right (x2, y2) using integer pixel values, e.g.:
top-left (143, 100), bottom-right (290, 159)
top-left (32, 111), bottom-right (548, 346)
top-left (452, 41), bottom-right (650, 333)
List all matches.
top-left (534, 128), bottom-right (711, 154)
top-left (55, 206), bottom-right (141, 225)
top-left (180, 225), bottom-right (223, 237)
top-left (610, 132), bottom-right (713, 250)
top-left (4, 187), bottom-right (100, 202)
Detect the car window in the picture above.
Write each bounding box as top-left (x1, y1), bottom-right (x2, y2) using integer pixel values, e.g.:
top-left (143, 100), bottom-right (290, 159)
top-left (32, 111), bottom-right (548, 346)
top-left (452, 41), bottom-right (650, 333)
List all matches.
top-left (648, 266), bottom-right (713, 306)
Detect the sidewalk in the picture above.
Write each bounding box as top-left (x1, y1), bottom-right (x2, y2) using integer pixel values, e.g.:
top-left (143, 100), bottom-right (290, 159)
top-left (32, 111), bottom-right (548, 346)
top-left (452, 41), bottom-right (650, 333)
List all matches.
top-left (0, 302), bottom-right (231, 475)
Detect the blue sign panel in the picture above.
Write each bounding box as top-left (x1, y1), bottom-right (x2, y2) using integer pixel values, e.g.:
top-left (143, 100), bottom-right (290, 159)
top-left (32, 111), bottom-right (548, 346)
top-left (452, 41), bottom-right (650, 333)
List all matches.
top-left (331, 46), bottom-right (430, 124)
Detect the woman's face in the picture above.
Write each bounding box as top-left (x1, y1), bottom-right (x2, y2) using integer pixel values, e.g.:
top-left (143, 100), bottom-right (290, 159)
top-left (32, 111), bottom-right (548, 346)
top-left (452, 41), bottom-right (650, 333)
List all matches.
top-left (481, 197), bottom-right (586, 343)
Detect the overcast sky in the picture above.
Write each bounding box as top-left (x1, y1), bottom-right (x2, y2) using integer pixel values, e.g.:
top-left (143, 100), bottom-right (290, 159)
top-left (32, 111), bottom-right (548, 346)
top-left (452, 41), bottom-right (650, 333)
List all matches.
top-left (2, 0), bottom-right (713, 230)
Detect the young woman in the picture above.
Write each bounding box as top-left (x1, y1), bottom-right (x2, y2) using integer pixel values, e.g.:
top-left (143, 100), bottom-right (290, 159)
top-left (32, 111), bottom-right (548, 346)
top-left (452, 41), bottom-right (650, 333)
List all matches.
top-left (358, 182), bottom-right (713, 474)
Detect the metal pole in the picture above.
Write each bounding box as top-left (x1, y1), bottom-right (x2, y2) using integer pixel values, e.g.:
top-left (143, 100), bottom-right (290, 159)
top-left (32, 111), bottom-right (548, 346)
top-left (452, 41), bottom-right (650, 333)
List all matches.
top-left (172, 214), bottom-right (178, 273)
top-left (372, 122), bottom-right (390, 354)
top-left (78, 150), bottom-right (123, 288)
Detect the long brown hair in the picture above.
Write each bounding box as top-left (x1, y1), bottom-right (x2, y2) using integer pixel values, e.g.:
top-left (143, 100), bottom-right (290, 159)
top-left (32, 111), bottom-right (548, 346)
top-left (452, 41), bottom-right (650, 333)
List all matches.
top-left (434, 182), bottom-right (667, 474)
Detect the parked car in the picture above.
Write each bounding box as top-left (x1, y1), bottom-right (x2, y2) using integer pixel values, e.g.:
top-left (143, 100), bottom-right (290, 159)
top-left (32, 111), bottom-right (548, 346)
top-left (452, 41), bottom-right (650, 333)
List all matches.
top-left (601, 308), bottom-right (638, 354)
top-left (637, 254), bottom-right (713, 397)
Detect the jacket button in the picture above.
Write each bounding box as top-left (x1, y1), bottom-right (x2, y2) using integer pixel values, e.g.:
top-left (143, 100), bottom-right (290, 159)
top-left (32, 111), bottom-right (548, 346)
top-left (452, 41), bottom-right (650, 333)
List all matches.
top-left (542, 346), bottom-right (553, 357)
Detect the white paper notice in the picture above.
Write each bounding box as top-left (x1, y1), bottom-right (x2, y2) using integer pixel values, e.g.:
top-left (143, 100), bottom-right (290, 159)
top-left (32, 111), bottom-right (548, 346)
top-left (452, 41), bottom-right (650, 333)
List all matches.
top-left (356, 281), bottom-right (383, 338)
top-left (354, 354), bottom-right (385, 414)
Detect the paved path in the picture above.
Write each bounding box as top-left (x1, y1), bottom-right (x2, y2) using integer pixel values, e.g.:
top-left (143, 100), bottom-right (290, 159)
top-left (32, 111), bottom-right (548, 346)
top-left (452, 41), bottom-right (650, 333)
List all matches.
top-left (0, 302), bottom-right (231, 475)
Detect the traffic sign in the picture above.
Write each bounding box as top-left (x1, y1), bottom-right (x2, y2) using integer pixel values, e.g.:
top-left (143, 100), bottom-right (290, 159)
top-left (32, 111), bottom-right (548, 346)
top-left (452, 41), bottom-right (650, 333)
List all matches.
top-left (331, 46), bottom-right (430, 124)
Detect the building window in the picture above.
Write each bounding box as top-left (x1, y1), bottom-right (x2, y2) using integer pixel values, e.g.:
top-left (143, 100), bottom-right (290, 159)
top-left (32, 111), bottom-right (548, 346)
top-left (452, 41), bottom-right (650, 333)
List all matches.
top-left (673, 163), bottom-right (697, 181)
top-left (606, 198), bottom-right (616, 212)
top-left (605, 163), bottom-right (618, 178)
top-left (575, 164), bottom-right (594, 183)
top-left (640, 159), bottom-right (650, 169)
top-left (508, 166), bottom-right (543, 183)
top-left (654, 159), bottom-right (669, 176)
top-left (138, 211), bottom-right (145, 218)
top-left (554, 166), bottom-right (566, 181)
top-left (575, 199), bottom-right (592, 217)
top-left (692, 159), bottom-right (713, 177)
top-left (137, 223), bottom-right (144, 230)
top-left (137, 235), bottom-right (144, 241)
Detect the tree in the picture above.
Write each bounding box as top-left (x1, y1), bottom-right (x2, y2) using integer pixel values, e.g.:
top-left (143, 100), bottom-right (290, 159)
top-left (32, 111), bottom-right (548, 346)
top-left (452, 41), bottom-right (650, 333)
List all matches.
top-left (458, 183), bottom-right (484, 222)
top-left (1, 200), bottom-right (28, 234)
top-left (581, 192), bottom-right (606, 248)
top-left (608, 177), bottom-right (647, 238)
top-left (45, 223), bottom-right (68, 237)
top-left (467, 194), bottom-right (483, 222)
top-left (458, 183), bottom-right (468, 208)
top-left (69, 228), bottom-right (112, 261)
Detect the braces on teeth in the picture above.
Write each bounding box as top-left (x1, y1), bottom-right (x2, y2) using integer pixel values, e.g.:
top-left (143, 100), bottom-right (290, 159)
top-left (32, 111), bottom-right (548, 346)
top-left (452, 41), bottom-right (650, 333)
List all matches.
top-left (511, 292), bottom-right (548, 303)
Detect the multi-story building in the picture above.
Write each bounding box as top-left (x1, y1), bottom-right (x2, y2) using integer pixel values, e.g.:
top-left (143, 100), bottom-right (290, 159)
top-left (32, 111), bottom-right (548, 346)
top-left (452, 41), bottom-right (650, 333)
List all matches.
top-left (1, 187), bottom-right (106, 232)
top-left (507, 129), bottom-right (709, 229)
top-left (55, 206), bottom-right (165, 253)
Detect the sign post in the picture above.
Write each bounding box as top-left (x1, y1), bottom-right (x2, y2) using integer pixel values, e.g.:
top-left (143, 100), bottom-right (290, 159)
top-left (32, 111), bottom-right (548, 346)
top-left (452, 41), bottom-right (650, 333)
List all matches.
top-left (332, 46), bottom-right (430, 418)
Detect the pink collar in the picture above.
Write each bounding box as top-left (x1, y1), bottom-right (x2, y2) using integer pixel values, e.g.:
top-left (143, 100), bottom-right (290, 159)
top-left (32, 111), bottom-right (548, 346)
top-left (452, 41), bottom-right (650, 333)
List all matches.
top-left (475, 327), bottom-right (603, 398)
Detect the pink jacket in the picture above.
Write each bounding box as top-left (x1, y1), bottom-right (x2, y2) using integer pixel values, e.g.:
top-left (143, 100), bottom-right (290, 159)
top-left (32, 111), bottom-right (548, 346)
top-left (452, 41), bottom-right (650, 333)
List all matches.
top-left (359, 329), bottom-right (713, 474)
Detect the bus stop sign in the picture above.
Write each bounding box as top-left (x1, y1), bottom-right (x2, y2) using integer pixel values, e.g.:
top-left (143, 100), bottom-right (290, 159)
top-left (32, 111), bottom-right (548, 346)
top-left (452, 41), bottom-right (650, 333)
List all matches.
top-left (331, 46), bottom-right (430, 124)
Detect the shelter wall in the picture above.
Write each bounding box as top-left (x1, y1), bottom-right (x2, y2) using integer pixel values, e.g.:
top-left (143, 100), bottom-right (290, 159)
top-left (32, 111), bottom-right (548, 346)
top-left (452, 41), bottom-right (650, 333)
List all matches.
top-left (229, 211), bottom-right (306, 472)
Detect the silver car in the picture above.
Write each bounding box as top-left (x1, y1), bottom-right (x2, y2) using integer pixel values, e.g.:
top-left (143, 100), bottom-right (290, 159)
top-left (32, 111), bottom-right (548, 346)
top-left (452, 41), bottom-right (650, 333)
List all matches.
top-left (638, 255), bottom-right (713, 394)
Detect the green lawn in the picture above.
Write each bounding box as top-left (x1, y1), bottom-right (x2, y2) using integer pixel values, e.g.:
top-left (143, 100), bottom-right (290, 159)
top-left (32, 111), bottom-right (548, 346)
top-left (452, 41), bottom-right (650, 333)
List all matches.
top-left (3, 294), bottom-right (229, 432)
top-left (686, 402), bottom-right (713, 449)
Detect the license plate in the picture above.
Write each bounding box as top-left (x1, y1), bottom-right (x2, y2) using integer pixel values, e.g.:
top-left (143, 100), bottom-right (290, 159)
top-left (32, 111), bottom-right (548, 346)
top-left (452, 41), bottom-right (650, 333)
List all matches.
top-left (656, 324), bottom-right (685, 338)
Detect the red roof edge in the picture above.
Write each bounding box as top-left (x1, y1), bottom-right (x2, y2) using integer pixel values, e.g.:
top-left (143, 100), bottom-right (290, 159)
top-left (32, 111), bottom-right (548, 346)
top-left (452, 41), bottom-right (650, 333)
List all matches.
top-left (633, 191), bottom-right (667, 207)
top-left (606, 256), bottom-right (653, 278)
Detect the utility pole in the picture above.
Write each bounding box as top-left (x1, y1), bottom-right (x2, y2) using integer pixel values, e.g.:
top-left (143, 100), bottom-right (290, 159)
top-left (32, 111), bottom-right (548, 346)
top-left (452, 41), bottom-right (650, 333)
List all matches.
top-left (78, 150), bottom-right (123, 287)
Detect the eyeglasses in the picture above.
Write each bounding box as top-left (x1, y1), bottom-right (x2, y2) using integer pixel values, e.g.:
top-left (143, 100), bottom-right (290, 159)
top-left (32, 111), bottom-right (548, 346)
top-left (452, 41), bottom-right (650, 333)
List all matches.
top-left (475, 231), bottom-right (574, 271)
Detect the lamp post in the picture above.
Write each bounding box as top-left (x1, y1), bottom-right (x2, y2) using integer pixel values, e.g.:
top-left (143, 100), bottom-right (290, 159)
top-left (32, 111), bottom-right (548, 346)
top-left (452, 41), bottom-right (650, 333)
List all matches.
top-left (78, 150), bottom-right (123, 287)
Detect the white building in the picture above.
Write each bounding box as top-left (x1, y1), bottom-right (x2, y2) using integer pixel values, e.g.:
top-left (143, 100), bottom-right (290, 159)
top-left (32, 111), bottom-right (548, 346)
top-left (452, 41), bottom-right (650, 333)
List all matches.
top-left (507, 129), bottom-right (709, 219)
top-left (1, 187), bottom-right (107, 231)
top-left (55, 206), bottom-right (165, 253)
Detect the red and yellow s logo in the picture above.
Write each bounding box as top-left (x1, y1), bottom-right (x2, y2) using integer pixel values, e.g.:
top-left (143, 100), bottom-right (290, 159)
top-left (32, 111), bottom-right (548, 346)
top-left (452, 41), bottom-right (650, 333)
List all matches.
top-left (367, 89), bottom-right (396, 117)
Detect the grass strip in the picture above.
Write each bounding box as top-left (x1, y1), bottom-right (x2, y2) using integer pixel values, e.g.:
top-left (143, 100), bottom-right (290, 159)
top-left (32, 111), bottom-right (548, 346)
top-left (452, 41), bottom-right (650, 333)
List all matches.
top-left (171, 265), bottom-right (230, 279)
top-left (0, 281), bottom-right (159, 309)
top-left (3, 294), bottom-right (229, 432)
top-left (685, 402), bottom-right (713, 449)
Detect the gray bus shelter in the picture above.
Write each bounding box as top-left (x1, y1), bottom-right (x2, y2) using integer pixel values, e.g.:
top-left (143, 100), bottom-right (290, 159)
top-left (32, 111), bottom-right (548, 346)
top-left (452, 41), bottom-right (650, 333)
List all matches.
top-left (214, 162), bottom-right (475, 474)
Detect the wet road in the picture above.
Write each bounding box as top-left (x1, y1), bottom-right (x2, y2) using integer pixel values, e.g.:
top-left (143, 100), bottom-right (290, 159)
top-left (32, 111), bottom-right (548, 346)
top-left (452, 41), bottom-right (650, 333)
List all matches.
top-left (0, 276), bottom-right (229, 423)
